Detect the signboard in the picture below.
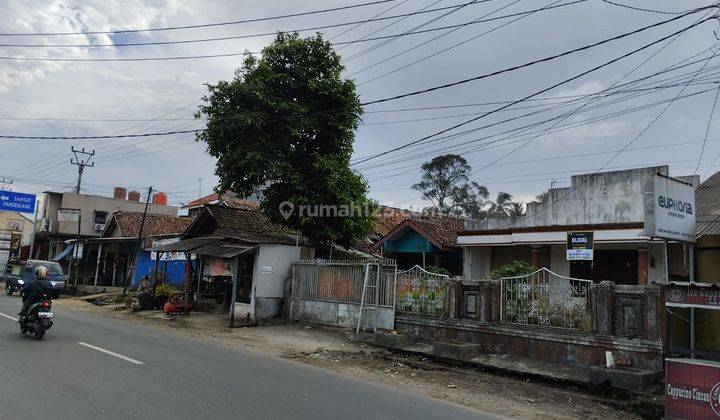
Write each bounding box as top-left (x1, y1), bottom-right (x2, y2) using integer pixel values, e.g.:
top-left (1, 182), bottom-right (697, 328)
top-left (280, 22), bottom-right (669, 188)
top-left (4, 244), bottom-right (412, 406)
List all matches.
top-left (566, 232), bottom-right (594, 261)
top-left (0, 230), bottom-right (10, 250)
top-left (666, 283), bottom-right (720, 309)
top-left (0, 190), bottom-right (35, 214)
top-left (643, 175), bottom-right (696, 242)
top-left (666, 358), bottom-right (720, 419)
top-left (57, 208), bottom-right (80, 223)
top-left (4, 219), bottom-right (23, 231)
top-left (150, 238), bottom-right (192, 261)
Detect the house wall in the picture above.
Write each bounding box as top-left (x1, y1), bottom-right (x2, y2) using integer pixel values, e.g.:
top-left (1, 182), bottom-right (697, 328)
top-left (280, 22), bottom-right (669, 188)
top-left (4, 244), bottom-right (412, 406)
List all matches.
top-left (463, 247), bottom-right (490, 280)
top-left (42, 192), bottom-right (177, 237)
top-left (463, 242), bottom-right (666, 282)
top-left (133, 250), bottom-right (189, 288)
top-left (232, 243), bottom-right (308, 321)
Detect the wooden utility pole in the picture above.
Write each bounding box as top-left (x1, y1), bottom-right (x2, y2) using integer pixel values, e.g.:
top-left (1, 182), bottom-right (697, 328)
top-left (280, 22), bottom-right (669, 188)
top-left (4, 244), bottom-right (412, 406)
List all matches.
top-left (122, 187), bottom-right (153, 298)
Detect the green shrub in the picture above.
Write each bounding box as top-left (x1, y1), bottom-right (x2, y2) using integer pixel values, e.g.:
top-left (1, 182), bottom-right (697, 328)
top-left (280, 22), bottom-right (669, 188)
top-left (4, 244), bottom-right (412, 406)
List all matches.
top-left (490, 261), bottom-right (534, 279)
top-left (154, 283), bottom-right (176, 297)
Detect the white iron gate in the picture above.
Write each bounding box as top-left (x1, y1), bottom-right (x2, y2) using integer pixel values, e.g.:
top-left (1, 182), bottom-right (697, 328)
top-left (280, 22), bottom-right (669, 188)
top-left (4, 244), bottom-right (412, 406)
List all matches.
top-left (501, 267), bottom-right (592, 331)
top-left (395, 265), bottom-right (451, 317)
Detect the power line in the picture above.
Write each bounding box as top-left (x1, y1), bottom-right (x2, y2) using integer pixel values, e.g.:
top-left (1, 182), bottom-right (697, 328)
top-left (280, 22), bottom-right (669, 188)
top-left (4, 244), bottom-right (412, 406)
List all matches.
top-left (0, 2), bottom-right (478, 48)
top-left (354, 0), bottom-right (581, 84)
top-left (694, 83), bottom-right (720, 174)
top-left (599, 0), bottom-right (688, 15)
top-left (0, 0), bottom-right (400, 36)
top-left (351, 10), bottom-right (717, 165)
top-left (4, 10), bottom-right (713, 142)
top-left (359, 8), bottom-right (712, 107)
top-left (493, 40), bottom-right (720, 231)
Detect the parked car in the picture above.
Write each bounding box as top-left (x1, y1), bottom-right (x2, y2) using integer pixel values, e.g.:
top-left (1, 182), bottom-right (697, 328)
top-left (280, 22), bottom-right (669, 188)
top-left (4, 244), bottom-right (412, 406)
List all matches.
top-left (4, 260), bottom-right (66, 298)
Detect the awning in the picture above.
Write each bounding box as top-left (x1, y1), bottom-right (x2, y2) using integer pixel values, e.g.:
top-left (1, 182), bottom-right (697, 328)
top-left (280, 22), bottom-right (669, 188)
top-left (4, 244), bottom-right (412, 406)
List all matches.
top-left (150, 236), bottom-right (223, 252)
top-left (52, 244), bottom-right (74, 261)
top-left (191, 243), bottom-right (258, 258)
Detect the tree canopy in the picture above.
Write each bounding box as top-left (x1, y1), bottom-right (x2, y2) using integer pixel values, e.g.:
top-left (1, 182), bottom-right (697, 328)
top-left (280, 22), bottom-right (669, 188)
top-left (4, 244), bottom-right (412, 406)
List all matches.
top-left (412, 154), bottom-right (488, 218)
top-left (196, 33), bottom-right (375, 247)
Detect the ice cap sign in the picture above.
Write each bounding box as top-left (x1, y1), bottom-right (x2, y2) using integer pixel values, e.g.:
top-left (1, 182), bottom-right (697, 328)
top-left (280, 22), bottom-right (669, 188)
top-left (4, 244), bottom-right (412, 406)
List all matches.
top-left (0, 190), bottom-right (36, 214)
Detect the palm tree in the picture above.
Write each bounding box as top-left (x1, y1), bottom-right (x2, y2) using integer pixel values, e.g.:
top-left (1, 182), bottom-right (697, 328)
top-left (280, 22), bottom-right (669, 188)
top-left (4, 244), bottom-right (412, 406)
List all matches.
top-left (487, 192), bottom-right (514, 218)
top-left (509, 202), bottom-right (525, 217)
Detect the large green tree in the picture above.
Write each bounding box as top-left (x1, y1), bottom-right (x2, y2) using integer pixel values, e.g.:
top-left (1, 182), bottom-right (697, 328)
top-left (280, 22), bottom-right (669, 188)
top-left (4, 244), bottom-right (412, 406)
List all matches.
top-left (196, 33), bottom-right (375, 247)
top-left (412, 154), bottom-right (489, 218)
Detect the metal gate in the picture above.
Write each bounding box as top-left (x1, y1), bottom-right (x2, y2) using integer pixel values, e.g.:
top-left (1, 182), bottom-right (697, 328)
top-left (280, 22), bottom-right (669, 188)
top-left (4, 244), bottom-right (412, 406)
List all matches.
top-left (289, 259), bottom-right (396, 330)
top-left (395, 265), bottom-right (451, 317)
top-left (500, 267), bottom-right (593, 331)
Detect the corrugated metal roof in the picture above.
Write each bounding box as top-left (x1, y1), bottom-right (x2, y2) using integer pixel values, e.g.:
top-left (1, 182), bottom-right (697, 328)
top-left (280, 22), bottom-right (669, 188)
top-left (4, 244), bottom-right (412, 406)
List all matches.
top-left (697, 171), bottom-right (720, 237)
top-left (191, 243), bottom-right (257, 258)
top-left (150, 236), bottom-right (222, 252)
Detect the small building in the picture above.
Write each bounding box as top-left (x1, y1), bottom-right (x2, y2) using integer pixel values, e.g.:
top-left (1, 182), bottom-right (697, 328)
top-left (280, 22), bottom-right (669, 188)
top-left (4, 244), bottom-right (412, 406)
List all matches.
top-left (34, 189), bottom-right (178, 265)
top-left (0, 210), bottom-right (34, 264)
top-left (459, 166), bottom-right (694, 284)
top-left (69, 211), bottom-right (193, 289)
top-left (154, 204), bottom-right (312, 323)
top-left (373, 215), bottom-right (464, 275)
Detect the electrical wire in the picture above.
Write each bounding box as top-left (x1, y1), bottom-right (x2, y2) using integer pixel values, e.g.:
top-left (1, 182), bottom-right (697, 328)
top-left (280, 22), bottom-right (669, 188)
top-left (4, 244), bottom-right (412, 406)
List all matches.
top-left (694, 83), bottom-right (720, 174)
top-left (0, 0), bottom-right (401, 36)
top-left (351, 10), bottom-right (717, 165)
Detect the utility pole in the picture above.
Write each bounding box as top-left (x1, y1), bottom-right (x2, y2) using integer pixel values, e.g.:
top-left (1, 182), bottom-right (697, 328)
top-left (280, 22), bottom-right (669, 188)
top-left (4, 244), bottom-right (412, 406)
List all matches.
top-left (122, 186), bottom-right (153, 298)
top-left (198, 177), bottom-right (202, 200)
top-left (0, 177), bottom-right (13, 191)
top-left (70, 147), bottom-right (95, 194)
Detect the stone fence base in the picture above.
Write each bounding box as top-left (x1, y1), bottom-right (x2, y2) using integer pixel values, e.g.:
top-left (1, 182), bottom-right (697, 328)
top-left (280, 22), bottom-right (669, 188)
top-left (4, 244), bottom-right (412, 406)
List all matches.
top-left (395, 315), bottom-right (663, 371)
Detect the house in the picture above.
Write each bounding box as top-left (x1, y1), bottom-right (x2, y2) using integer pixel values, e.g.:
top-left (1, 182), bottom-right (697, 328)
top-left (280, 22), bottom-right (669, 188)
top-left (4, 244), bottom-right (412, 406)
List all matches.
top-left (33, 188), bottom-right (177, 265)
top-left (459, 166), bottom-right (696, 284)
top-left (152, 204), bottom-right (313, 323)
top-left (669, 170), bottom-right (720, 358)
top-left (0, 210), bottom-right (34, 264)
top-left (67, 211), bottom-right (192, 289)
top-left (181, 190), bottom-right (263, 218)
top-left (372, 214), bottom-right (464, 275)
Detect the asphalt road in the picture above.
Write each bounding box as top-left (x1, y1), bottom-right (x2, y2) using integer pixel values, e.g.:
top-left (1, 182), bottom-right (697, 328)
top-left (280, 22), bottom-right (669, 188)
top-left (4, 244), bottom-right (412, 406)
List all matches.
top-left (0, 294), bottom-right (496, 420)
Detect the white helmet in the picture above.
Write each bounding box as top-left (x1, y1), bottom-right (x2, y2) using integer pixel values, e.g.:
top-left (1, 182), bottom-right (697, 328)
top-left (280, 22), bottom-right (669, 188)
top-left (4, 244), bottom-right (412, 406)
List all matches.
top-left (35, 266), bottom-right (48, 279)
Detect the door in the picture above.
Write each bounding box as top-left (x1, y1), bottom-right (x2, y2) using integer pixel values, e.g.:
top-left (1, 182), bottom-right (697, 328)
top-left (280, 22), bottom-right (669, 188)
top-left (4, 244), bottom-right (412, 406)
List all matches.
top-left (236, 254), bottom-right (255, 304)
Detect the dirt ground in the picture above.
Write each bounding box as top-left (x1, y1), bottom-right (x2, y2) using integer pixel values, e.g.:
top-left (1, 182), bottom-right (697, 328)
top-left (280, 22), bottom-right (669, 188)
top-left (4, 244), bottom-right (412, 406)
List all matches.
top-left (55, 298), bottom-right (659, 419)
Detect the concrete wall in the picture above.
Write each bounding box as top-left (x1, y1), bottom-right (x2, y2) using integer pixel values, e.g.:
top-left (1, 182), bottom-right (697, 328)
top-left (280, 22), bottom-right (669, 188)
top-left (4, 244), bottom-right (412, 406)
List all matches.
top-left (465, 166), bottom-right (669, 231)
top-left (231, 244), bottom-right (310, 321)
top-left (43, 192), bottom-right (177, 237)
top-left (290, 299), bottom-right (394, 330)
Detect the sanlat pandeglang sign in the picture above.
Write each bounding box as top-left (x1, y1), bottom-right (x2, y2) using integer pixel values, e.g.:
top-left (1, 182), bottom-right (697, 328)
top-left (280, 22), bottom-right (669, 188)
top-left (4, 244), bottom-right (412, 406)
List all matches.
top-left (643, 174), bottom-right (696, 242)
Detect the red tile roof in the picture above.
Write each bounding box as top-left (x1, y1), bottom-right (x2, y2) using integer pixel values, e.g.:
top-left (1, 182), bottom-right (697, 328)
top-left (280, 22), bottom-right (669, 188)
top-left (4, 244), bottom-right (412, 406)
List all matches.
top-left (111, 212), bottom-right (193, 239)
top-left (373, 214), bottom-right (465, 250)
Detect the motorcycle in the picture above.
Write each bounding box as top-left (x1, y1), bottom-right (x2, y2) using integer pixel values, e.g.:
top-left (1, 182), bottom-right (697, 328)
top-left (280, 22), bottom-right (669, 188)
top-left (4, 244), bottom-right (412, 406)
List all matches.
top-left (19, 299), bottom-right (54, 340)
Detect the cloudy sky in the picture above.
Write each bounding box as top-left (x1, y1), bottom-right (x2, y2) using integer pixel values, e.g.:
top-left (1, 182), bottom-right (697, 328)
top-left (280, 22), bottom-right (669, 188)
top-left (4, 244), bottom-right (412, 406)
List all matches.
top-left (0, 0), bottom-right (717, 209)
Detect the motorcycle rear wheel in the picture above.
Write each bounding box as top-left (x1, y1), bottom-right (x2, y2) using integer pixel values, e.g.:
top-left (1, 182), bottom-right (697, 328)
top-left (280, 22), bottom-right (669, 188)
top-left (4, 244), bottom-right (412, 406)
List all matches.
top-left (34, 325), bottom-right (45, 340)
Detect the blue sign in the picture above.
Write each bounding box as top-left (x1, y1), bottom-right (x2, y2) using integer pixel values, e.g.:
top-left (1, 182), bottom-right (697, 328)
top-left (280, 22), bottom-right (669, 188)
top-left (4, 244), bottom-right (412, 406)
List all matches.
top-left (0, 190), bottom-right (36, 214)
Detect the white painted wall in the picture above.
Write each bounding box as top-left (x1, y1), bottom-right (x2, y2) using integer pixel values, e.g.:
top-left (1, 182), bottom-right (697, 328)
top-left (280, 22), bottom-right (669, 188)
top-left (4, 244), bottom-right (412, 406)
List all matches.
top-left (463, 246), bottom-right (490, 280)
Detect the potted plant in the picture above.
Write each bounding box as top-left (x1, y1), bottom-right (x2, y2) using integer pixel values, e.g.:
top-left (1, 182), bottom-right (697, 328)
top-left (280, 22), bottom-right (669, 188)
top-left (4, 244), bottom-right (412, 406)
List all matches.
top-left (154, 283), bottom-right (176, 309)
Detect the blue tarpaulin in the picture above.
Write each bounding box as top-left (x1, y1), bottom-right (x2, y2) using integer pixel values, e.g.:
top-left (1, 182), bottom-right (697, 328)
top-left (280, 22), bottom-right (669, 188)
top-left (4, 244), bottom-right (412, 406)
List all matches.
top-left (52, 244), bottom-right (74, 261)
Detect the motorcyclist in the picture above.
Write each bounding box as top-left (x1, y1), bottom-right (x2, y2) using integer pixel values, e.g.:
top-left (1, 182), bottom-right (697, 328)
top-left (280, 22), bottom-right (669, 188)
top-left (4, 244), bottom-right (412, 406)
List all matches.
top-left (18, 266), bottom-right (54, 322)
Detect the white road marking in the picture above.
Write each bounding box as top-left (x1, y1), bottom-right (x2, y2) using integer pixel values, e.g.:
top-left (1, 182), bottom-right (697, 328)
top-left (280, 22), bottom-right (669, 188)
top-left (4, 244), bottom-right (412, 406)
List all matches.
top-left (0, 311), bottom-right (18, 322)
top-left (77, 342), bottom-right (144, 365)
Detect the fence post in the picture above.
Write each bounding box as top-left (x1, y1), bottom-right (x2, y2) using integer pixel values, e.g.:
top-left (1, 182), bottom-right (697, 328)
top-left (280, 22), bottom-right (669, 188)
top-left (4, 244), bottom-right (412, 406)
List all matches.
top-left (592, 281), bottom-right (615, 335)
top-left (643, 283), bottom-right (662, 341)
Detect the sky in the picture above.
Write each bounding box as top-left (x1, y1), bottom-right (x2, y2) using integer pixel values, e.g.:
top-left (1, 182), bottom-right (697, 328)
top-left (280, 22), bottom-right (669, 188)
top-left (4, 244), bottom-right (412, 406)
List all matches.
top-left (0, 0), bottom-right (718, 210)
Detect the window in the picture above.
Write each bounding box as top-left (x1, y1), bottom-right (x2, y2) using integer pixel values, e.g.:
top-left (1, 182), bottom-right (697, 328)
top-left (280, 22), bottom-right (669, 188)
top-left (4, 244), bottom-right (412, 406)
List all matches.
top-left (93, 211), bottom-right (108, 225)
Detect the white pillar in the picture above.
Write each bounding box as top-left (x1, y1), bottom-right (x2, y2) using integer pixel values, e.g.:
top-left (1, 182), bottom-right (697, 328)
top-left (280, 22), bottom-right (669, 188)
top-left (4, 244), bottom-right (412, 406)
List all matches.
top-left (93, 243), bottom-right (103, 286)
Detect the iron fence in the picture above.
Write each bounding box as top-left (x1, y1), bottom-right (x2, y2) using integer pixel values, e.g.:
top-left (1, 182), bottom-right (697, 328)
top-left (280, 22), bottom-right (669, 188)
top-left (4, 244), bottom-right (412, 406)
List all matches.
top-left (500, 267), bottom-right (593, 331)
top-left (291, 259), bottom-right (396, 308)
top-left (395, 265), bottom-right (451, 318)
